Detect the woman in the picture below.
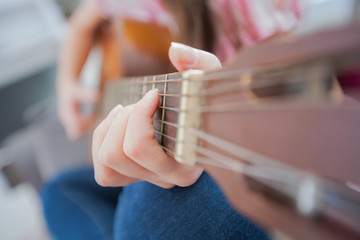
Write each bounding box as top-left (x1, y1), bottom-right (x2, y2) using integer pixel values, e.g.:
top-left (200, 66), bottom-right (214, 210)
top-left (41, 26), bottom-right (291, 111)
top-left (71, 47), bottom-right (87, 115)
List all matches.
top-left (43, 0), bottom-right (298, 239)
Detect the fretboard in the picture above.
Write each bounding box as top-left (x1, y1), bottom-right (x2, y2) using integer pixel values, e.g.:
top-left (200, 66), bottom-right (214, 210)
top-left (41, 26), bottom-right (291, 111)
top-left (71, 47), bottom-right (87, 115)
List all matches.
top-left (101, 72), bottom-right (183, 153)
top-left (100, 61), bottom-right (336, 158)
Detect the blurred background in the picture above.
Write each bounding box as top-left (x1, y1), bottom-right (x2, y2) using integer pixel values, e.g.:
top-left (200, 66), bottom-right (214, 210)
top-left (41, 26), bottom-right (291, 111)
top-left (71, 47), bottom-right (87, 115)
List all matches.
top-left (0, 1), bottom-right (89, 239)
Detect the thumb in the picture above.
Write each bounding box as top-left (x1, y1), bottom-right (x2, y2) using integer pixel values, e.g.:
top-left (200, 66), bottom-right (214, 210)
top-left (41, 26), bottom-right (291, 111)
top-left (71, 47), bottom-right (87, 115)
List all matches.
top-left (124, 88), bottom-right (161, 158)
top-left (126, 89), bottom-right (160, 136)
top-left (169, 42), bottom-right (222, 72)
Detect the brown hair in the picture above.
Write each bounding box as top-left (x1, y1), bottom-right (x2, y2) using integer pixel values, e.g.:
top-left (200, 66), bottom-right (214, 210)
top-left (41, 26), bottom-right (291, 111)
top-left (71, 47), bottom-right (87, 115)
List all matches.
top-left (162, 0), bottom-right (216, 53)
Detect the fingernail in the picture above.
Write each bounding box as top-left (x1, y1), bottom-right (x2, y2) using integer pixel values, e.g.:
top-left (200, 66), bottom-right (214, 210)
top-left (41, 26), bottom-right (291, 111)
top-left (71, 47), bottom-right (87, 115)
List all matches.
top-left (107, 104), bottom-right (123, 118)
top-left (170, 42), bottom-right (199, 68)
top-left (143, 89), bottom-right (158, 99)
top-left (140, 89), bottom-right (158, 108)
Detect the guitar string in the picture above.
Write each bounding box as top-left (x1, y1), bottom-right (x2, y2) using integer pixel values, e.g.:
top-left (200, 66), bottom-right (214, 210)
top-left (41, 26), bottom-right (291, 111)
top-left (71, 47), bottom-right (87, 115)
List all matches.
top-left (105, 65), bottom-right (360, 217)
top-left (119, 74), bottom-right (360, 217)
top-left (117, 74), bottom-right (330, 106)
top-left (158, 145), bottom-right (252, 180)
top-left (119, 68), bottom-right (312, 99)
top-left (157, 129), bottom-right (360, 218)
top-left (157, 138), bottom-right (290, 182)
top-left (154, 130), bottom-right (178, 142)
top-left (152, 119), bottom-right (292, 169)
top-left (154, 117), bottom-right (332, 195)
top-left (106, 94), bottom-right (332, 116)
top-left (119, 59), bottom-right (311, 85)
top-left (156, 131), bottom-right (300, 197)
top-left (108, 65), bottom-right (332, 168)
top-left (125, 76), bottom-right (306, 98)
top-left (155, 129), bottom-right (287, 172)
top-left (156, 128), bottom-right (360, 222)
top-left (156, 100), bottom-right (331, 113)
top-left (113, 93), bottom-right (332, 114)
top-left (154, 124), bottom-right (270, 168)
top-left (106, 88), bottom-right (357, 214)
top-left (114, 69), bottom-right (332, 113)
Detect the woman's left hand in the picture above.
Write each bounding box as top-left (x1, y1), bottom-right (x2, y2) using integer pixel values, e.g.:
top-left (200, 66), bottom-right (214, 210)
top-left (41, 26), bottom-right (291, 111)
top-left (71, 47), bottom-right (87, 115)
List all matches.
top-left (92, 42), bottom-right (221, 188)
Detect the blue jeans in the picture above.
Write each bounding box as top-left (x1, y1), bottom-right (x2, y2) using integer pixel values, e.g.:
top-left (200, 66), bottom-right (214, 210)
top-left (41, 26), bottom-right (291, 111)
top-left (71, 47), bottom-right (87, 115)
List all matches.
top-left (41, 167), bottom-right (268, 240)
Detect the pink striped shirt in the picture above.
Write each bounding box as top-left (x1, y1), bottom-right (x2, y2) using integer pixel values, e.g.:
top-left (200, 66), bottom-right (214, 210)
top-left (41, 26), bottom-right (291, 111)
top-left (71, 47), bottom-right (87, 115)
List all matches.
top-left (98, 0), bottom-right (299, 63)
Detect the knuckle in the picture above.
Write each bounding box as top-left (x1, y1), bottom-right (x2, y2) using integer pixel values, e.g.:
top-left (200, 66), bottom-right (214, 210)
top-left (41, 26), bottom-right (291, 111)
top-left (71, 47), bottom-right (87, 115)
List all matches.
top-left (98, 146), bottom-right (117, 166)
top-left (123, 140), bottom-right (140, 160)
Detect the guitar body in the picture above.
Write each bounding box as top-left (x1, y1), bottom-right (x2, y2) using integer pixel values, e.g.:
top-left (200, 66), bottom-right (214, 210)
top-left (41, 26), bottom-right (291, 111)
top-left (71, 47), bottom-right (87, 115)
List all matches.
top-left (96, 18), bottom-right (174, 119)
top-left (98, 18), bottom-right (174, 82)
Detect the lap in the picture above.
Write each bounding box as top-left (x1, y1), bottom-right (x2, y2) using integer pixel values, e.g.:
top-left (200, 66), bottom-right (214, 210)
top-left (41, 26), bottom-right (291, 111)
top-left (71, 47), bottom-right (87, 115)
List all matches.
top-left (42, 168), bottom-right (268, 240)
top-left (114, 172), bottom-right (268, 240)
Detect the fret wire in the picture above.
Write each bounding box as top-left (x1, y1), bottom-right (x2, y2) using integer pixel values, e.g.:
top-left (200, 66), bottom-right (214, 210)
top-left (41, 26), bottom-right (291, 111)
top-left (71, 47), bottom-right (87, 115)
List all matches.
top-left (154, 130), bottom-right (178, 142)
top-left (131, 78), bottom-right (136, 103)
top-left (152, 76), bottom-right (156, 90)
top-left (142, 77), bottom-right (147, 95)
top-left (158, 93), bottom-right (183, 97)
top-left (160, 74), bottom-right (169, 145)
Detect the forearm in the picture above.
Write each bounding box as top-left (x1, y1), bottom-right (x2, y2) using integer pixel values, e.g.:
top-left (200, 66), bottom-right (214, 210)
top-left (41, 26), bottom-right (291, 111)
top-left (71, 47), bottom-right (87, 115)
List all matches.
top-left (57, 0), bottom-right (105, 83)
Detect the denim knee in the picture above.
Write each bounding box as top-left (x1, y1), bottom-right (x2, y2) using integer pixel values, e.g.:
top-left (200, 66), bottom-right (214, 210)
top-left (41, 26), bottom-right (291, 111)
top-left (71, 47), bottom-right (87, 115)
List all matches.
top-left (41, 167), bottom-right (120, 240)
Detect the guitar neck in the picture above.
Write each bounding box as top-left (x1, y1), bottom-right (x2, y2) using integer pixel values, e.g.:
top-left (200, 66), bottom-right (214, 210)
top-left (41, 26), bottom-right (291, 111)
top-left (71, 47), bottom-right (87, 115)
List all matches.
top-left (101, 60), bottom-right (335, 156)
top-left (101, 71), bottom-right (182, 150)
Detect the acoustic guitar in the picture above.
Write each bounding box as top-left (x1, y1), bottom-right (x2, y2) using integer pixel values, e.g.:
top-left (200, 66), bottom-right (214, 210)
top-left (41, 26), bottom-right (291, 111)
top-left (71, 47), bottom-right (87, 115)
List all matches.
top-left (98, 18), bottom-right (360, 240)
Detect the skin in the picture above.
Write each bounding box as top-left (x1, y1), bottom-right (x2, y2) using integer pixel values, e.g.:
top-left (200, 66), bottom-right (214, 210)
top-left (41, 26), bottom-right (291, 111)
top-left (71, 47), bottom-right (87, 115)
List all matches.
top-left (92, 43), bottom-right (222, 188)
top-left (57, 0), bottom-right (103, 141)
top-left (57, 0), bottom-right (172, 141)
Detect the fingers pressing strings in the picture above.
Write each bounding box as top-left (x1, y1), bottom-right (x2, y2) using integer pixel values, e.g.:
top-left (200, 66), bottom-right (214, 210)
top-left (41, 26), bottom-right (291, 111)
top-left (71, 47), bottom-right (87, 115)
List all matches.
top-left (123, 89), bottom-right (203, 187)
top-left (92, 105), bottom-right (138, 187)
